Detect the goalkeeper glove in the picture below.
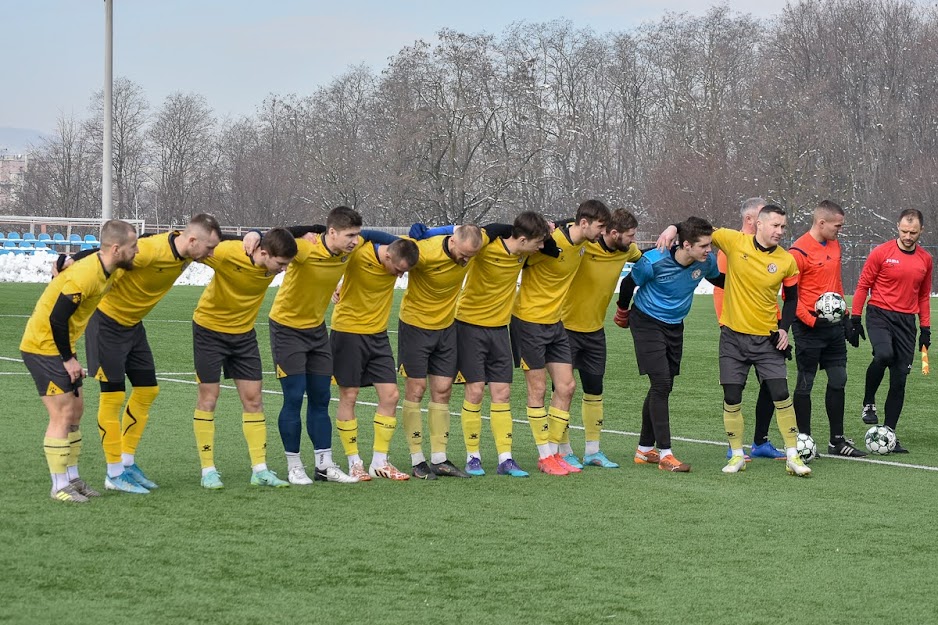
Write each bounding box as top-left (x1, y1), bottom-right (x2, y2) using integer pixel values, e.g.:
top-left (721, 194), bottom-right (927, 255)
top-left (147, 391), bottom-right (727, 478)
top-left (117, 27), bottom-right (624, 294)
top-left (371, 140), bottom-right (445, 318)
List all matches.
top-left (614, 306), bottom-right (630, 329)
top-left (846, 316), bottom-right (866, 348)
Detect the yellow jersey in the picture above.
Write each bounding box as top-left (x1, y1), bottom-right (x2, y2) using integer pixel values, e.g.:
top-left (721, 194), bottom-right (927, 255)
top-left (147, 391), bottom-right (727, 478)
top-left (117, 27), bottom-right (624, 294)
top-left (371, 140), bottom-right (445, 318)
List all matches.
top-left (192, 240), bottom-right (278, 334)
top-left (20, 253), bottom-right (113, 356)
top-left (269, 234), bottom-right (360, 329)
top-left (712, 228), bottom-right (799, 336)
top-left (513, 227), bottom-right (587, 325)
top-left (562, 239), bottom-right (642, 333)
top-left (331, 243), bottom-right (398, 334)
top-left (98, 232), bottom-right (190, 326)
top-left (456, 237), bottom-right (528, 327)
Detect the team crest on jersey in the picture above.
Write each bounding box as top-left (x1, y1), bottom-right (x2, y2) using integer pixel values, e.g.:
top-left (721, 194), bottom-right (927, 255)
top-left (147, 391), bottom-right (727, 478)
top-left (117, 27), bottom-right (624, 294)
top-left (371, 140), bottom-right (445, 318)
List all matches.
top-left (691, 269), bottom-right (702, 280)
top-left (341, 255), bottom-right (349, 263)
top-left (579, 247), bottom-right (585, 256)
top-left (70, 293), bottom-right (82, 304)
top-left (767, 263), bottom-right (778, 274)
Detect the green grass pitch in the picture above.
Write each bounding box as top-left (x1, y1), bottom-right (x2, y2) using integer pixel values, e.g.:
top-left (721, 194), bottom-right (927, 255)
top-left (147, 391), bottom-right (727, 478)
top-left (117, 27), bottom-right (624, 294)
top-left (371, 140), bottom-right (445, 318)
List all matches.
top-left (2, 283), bottom-right (937, 625)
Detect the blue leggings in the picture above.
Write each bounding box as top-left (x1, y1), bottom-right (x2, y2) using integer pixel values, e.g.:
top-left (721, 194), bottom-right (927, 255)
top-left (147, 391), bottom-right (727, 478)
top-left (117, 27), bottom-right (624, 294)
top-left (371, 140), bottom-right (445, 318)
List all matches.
top-left (278, 373), bottom-right (332, 453)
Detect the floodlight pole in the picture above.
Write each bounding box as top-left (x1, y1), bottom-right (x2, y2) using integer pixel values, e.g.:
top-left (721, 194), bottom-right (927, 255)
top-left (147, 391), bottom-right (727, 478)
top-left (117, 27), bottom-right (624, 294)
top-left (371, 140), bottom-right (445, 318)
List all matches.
top-left (102, 0), bottom-right (114, 221)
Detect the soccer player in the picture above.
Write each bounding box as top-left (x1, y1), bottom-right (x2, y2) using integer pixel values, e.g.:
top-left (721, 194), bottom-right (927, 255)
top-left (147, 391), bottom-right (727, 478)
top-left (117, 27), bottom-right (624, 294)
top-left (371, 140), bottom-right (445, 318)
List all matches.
top-left (788, 200), bottom-right (866, 457)
top-left (21, 220), bottom-right (138, 503)
top-left (398, 225), bottom-right (483, 479)
top-left (617, 216), bottom-right (722, 472)
top-left (331, 238), bottom-right (420, 481)
top-left (268, 206), bottom-right (363, 485)
top-left (848, 208), bottom-right (932, 453)
top-left (87, 214), bottom-right (223, 494)
top-left (192, 228), bottom-right (298, 489)
top-left (712, 197), bottom-right (784, 461)
top-left (511, 199), bottom-right (610, 475)
top-left (560, 208), bottom-right (641, 468)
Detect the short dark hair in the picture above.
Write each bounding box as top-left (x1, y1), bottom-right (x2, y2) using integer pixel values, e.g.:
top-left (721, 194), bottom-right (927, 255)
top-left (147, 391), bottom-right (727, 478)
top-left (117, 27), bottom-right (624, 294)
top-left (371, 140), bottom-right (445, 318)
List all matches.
top-left (188, 213), bottom-right (222, 239)
top-left (676, 216), bottom-right (714, 246)
top-left (758, 204), bottom-right (786, 219)
top-left (607, 208), bottom-right (638, 233)
top-left (899, 208), bottom-right (924, 227)
top-left (100, 219), bottom-right (136, 246)
top-left (575, 199), bottom-right (611, 225)
top-left (388, 238), bottom-right (419, 267)
top-left (512, 211), bottom-right (550, 241)
top-left (261, 227), bottom-right (298, 258)
top-left (327, 206), bottom-right (363, 231)
top-left (816, 200), bottom-right (844, 217)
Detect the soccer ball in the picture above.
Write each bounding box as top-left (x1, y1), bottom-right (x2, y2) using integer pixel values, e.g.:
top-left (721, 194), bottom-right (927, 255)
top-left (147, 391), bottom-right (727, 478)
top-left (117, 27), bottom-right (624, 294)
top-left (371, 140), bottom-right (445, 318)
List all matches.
top-left (795, 433), bottom-right (817, 463)
top-left (864, 425), bottom-right (897, 455)
top-left (815, 291), bottom-right (847, 323)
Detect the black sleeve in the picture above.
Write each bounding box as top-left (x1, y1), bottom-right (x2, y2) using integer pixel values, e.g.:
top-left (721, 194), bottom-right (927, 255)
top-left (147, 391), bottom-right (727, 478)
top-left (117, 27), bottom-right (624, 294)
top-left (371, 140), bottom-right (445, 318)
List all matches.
top-left (49, 293), bottom-right (80, 360)
top-left (780, 283), bottom-right (798, 332)
top-left (540, 237), bottom-right (561, 258)
top-left (708, 272), bottom-right (726, 289)
top-left (286, 225), bottom-right (327, 238)
top-left (481, 223), bottom-right (513, 240)
top-left (616, 273), bottom-right (638, 309)
top-left (361, 229), bottom-right (398, 245)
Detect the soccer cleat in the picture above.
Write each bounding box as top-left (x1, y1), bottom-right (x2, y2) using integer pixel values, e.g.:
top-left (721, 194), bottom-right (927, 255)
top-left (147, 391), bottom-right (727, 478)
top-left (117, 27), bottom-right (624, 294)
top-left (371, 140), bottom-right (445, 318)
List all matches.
top-left (200, 470), bottom-right (224, 490)
top-left (315, 464), bottom-right (360, 483)
top-left (69, 478), bottom-right (101, 497)
top-left (349, 462), bottom-right (372, 482)
top-left (430, 460), bottom-right (472, 478)
top-left (123, 463), bottom-right (158, 489)
top-left (288, 466), bottom-right (314, 485)
top-left (368, 463), bottom-right (410, 481)
top-left (554, 453), bottom-right (582, 473)
top-left (411, 461), bottom-right (438, 480)
top-left (105, 472), bottom-right (150, 494)
top-left (725, 447), bottom-right (752, 462)
top-left (465, 457), bottom-right (485, 476)
top-left (658, 454), bottom-right (691, 472)
top-left (561, 453), bottom-right (584, 469)
top-left (750, 440), bottom-right (786, 460)
top-left (786, 455), bottom-right (812, 477)
top-left (51, 483), bottom-right (89, 503)
top-left (251, 469), bottom-right (290, 487)
top-left (861, 403), bottom-right (878, 425)
top-left (496, 458), bottom-right (529, 477)
top-left (892, 440), bottom-right (909, 454)
top-left (634, 448), bottom-right (661, 465)
top-left (582, 451), bottom-right (619, 468)
top-left (537, 455), bottom-right (570, 476)
top-left (722, 455), bottom-right (747, 474)
top-left (828, 438), bottom-right (867, 457)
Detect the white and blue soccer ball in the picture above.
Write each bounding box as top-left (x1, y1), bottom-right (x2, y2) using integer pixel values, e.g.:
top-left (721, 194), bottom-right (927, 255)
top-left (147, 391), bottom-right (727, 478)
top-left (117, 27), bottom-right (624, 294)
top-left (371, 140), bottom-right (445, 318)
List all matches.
top-left (815, 291), bottom-right (847, 323)
top-left (795, 433), bottom-right (817, 463)
top-left (865, 425), bottom-right (897, 455)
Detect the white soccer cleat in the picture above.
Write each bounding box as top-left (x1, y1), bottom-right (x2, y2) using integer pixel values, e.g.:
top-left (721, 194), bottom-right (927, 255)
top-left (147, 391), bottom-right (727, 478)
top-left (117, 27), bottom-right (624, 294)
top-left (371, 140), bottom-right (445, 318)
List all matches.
top-left (288, 466), bottom-right (314, 485)
top-left (314, 463), bottom-right (359, 484)
top-left (722, 454), bottom-right (747, 474)
top-left (786, 455), bottom-right (812, 477)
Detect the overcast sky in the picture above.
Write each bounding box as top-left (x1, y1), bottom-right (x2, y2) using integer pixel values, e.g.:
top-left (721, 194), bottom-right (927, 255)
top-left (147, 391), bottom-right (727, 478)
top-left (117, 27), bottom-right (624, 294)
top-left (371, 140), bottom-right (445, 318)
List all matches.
top-left (5, 0), bottom-right (794, 133)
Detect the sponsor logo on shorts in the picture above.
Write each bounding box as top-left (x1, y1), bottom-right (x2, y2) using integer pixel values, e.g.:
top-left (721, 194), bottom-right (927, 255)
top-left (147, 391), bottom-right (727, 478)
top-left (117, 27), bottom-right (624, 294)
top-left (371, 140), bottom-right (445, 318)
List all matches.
top-left (46, 381), bottom-right (64, 396)
top-left (94, 367), bottom-right (108, 382)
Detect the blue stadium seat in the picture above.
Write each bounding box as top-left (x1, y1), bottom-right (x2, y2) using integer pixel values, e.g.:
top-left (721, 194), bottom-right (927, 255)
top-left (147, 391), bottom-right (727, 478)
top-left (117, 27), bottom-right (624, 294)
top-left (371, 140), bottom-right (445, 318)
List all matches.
top-left (2, 241), bottom-right (16, 252)
top-left (23, 232), bottom-right (36, 242)
top-left (15, 242), bottom-right (33, 255)
top-left (79, 243), bottom-right (94, 251)
top-left (68, 234), bottom-right (82, 243)
top-left (34, 242), bottom-right (50, 252)
top-left (6, 231), bottom-right (21, 241)
top-left (38, 233), bottom-right (51, 242)
top-left (84, 234), bottom-right (98, 243)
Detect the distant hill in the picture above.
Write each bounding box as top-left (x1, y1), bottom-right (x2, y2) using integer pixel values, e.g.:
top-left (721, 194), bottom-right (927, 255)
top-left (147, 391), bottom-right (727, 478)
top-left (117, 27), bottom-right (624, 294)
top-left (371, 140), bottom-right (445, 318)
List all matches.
top-left (0, 127), bottom-right (45, 155)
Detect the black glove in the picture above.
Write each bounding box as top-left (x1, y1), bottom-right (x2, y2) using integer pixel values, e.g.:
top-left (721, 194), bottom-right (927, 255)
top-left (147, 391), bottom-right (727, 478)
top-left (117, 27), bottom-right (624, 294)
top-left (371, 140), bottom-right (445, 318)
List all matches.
top-left (846, 316), bottom-right (866, 348)
top-left (920, 327), bottom-right (931, 350)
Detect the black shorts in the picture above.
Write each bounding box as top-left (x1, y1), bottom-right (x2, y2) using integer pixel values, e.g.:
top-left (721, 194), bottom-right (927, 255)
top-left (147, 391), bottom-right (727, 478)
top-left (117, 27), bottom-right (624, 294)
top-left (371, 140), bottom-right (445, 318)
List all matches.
top-left (269, 318), bottom-right (332, 377)
top-left (566, 328), bottom-right (606, 376)
top-left (21, 351), bottom-right (82, 397)
top-left (792, 319), bottom-right (847, 372)
top-left (866, 304), bottom-right (917, 370)
top-left (456, 320), bottom-right (513, 384)
top-left (85, 309), bottom-right (155, 383)
top-left (397, 320), bottom-right (458, 379)
top-left (630, 307), bottom-right (684, 378)
top-left (192, 322), bottom-right (263, 384)
top-left (509, 316), bottom-right (572, 370)
top-left (718, 326), bottom-right (789, 385)
top-left (331, 330), bottom-right (397, 388)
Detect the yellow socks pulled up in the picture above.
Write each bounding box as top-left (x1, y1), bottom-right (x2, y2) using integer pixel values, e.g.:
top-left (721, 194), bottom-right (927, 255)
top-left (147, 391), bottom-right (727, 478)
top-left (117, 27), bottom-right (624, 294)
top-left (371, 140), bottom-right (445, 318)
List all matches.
top-left (428, 402), bottom-right (450, 456)
top-left (583, 393), bottom-right (603, 444)
top-left (373, 413), bottom-right (397, 454)
top-left (123, 385), bottom-right (159, 455)
top-left (44, 436), bottom-right (70, 475)
top-left (774, 397), bottom-right (799, 450)
top-left (723, 402), bottom-right (744, 452)
top-left (490, 402), bottom-right (513, 456)
top-left (461, 400), bottom-right (482, 455)
top-left (547, 406), bottom-right (570, 445)
top-left (98, 390), bottom-right (126, 464)
top-left (402, 400), bottom-right (423, 454)
top-left (527, 406), bottom-right (549, 446)
top-left (193, 409), bottom-right (216, 469)
top-left (241, 412), bottom-right (267, 467)
top-left (337, 418), bottom-right (360, 457)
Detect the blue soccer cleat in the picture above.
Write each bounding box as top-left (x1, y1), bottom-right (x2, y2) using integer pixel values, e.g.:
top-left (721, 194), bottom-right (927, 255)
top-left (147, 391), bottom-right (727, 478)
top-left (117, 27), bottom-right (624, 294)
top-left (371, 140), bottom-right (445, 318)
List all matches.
top-left (582, 451), bottom-right (620, 468)
top-left (465, 456), bottom-right (485, 476)
top-left (200, 469), bottom-right (224, 490)
top-left (561, 452), bottom-right (584, 470)
top-left (750, 440), bottom-right (786, 460)
top-left (496, 458), bottom-right (529, 477)
top-left (105, 471), bottom-right (150, 494)
top-left (123, 463), bottom-right (158, 489)
top-left (250, 469), bottom-right (289, 487)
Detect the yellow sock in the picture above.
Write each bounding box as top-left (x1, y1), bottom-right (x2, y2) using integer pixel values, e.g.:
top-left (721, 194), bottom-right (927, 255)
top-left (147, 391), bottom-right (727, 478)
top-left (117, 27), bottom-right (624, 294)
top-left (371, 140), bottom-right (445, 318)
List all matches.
top-left (723, 402), bottom-right (744, 451)
top-left (193, 409), bottom-right (216, 469)
top-left (461, 400), bottom-right (482, 454)
top-left (122, 385), bottom-right (159, 455)
top-left (490, 402), bottom-right (513, 456)
top-left (774, 398), bottom-right (799, 449)
top-left (44, 436), bottom-right (70, 475)
top-left (402, 400), bottom-right (423, 454)
top-left (373, 413), bottom-right (397, 454)
top-left (97, 390), bottom-right (126, 464)
top-left (547, 406), bottom-right (570, 445)
top-left (66, 429), bottom-right (82, 469)
top-left (583, 393), bottom-right (603, 444)
top-left (428, 402), bottom-right (450, 456)
top-left (336, 418), bottom-right (359, 456)
top-left (527, 406), bottom-right (549, 446)
top-left (242, 412), bottom-right (267, 467)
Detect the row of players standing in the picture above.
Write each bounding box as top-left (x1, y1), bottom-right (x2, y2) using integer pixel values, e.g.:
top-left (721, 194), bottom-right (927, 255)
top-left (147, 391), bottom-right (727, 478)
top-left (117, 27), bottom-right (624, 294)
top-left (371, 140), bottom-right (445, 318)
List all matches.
top-left (20, 198), bottom-right (931, 502)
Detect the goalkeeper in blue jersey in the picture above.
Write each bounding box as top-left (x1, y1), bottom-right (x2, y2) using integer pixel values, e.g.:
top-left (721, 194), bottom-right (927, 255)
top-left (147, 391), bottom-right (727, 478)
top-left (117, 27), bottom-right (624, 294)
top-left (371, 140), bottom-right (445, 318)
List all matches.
top-left (616, 216), bottom-right (723, 472)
